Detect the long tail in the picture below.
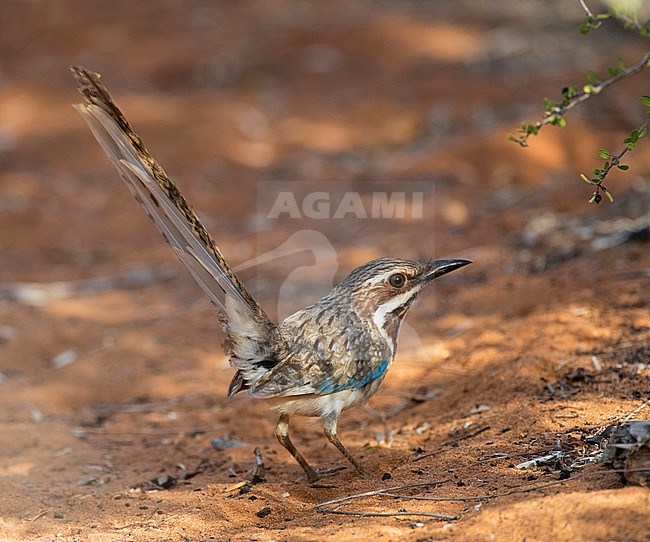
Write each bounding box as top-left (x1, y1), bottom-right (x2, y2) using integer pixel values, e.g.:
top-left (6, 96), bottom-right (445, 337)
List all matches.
top-left (72, 66), bottom-right (285, 390)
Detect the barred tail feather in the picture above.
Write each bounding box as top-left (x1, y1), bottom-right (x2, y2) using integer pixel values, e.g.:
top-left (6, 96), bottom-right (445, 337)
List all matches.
top-left (72, 66), bottom-right (285, 388)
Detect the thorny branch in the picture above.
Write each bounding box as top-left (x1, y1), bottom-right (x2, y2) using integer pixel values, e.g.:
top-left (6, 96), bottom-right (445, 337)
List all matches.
top-left (580, 0), bottom-right (650, 33)
top-left (509, 1), bottom-right (650, 202)
top-left (510, 49), bottom-right (650, 148)
top-left (581, 120), bottom-right (648, 204)
top-left (578, 0), bottom-right (594, 19)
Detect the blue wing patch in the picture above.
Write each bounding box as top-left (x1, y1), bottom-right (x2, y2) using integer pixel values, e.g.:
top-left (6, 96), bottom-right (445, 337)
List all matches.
top-left (318, 359), bottom-right (390, 394)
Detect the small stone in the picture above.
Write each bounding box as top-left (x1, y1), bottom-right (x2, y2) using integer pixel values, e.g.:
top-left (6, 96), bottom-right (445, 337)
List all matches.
top-left (256, 506), bottom-right (271, 519)
top-left (51, 349), bottom-right (77, 369)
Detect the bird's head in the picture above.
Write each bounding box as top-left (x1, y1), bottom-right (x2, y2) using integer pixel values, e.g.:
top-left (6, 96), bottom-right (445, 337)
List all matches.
top-left (335, 257), bottom-right (471, 348)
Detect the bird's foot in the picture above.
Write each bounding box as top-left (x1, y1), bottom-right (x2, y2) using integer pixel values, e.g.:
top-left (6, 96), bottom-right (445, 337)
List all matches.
top-left (354, 465), bottom-right (374, 480)
top-left (316, 466), bottom-right (347, 476)
top-left (302, 466), bottom-right (347, 487)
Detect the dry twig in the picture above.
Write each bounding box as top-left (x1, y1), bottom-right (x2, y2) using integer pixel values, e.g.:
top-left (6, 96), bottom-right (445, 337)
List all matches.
top-left (380, 478), bottom-right (573, 502)
top-left (251, 447), bottom-right (266, 481)
top-left (316, 480), bottom-right (457, 520)
top-left (621, 399), bottom-right (650, 423)
top-left (315, 476), bottom-right (577, 521)
top-left (413, 425), bottom-right (490, 462)
top-left (441, 425), bottom-right (490, 446)
top-left (318, 508), bottom-right (459, 520)
top-left (29, 510), bottom-right (48, 522)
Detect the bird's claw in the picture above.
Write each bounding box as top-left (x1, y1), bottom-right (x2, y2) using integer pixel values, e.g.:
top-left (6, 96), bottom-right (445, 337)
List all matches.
top-left (356, 466), bottom-right (374, 479)
top-left (303, 465), bottom-right (347, 486)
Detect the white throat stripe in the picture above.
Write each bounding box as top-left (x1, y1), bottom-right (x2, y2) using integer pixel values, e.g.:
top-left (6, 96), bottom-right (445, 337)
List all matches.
top-left (371, 287), bottom-right (421, 354)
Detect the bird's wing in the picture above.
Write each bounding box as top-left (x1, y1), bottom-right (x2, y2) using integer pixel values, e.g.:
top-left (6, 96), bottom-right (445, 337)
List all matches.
top-left (71, 66), bottom-right (284, 368)
top-left (249, 355), bottom-right (391, 398)
top-left (249, 308), bottom-right (392, 398)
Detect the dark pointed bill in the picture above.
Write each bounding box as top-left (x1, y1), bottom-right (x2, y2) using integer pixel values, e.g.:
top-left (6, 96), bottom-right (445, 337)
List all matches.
top-left (424, 259), bottom-right (472, 281)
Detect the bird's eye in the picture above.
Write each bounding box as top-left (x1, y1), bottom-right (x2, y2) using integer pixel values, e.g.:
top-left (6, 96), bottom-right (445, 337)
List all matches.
top-left (388, 273), bottom-right (406, 289)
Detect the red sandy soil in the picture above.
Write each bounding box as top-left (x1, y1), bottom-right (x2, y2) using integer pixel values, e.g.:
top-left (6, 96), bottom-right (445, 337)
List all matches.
top-left (1, 1), bottom-right (648, 540)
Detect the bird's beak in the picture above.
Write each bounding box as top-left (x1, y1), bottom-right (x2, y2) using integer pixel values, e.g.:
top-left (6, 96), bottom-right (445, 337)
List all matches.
top-left (424, 259), bottom-right (472, 281)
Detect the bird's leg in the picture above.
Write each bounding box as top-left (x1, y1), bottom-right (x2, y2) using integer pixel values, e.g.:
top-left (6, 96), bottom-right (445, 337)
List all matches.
top-left (274, 413), bottom-right (320, 484)
top-left (323, 414), bottom-right (373, 478)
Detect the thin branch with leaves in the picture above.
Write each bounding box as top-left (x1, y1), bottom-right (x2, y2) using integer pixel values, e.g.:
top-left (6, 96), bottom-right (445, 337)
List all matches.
top-left (509, 51), bottom-right (650, 148)
top-left (582, 120), bottom-right (648, 203)
top-left (509, 1), bottom-right (650, 203)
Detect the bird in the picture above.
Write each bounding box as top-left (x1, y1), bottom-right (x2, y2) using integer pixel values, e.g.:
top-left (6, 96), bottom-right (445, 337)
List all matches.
top-left (71, 66), bottom-right (471, 484)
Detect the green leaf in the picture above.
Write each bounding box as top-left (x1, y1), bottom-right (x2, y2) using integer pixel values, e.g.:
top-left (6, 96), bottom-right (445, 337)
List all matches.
top-left (598, 149), bottom-right (611, 159)
top-left (549, 116), bottom-right (566, 127)
top-left (588, 195), bottom-right (597, 203)
top-left (508, 133), bottom-right (527, 147)
top-left (592, 168), bottom-right (602, 175)
top-left (579, 23), bottom-right (591, 35)
top-left (561, 86), bottom-right (578, 101)
top-left (608, 66), bottom-right (620, 76)
top-left (543, 98), bottom-right (555, 111)
top-left (640, 96), bottom-right (650, 107)
top-left (617, 164), bottom-right (629, 170)
top-left (581, 173), bottom-right (594, 184)
top-left (585, 71), bottom-right (598, 83)
top-left (525, 124), bottom-right (539, 135)
top-left (604, 190), bottom-right (614, 202)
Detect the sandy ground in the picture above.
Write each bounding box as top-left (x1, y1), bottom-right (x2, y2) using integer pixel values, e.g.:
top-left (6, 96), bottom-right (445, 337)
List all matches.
top-left (1, 1), bottom-right (649, 540)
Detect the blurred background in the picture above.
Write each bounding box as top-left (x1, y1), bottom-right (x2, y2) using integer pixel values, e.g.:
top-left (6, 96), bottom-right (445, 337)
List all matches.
top-left (1, 1), bottom-right (648, 280)
top-left (0, 1), bottom-right (648, 540)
